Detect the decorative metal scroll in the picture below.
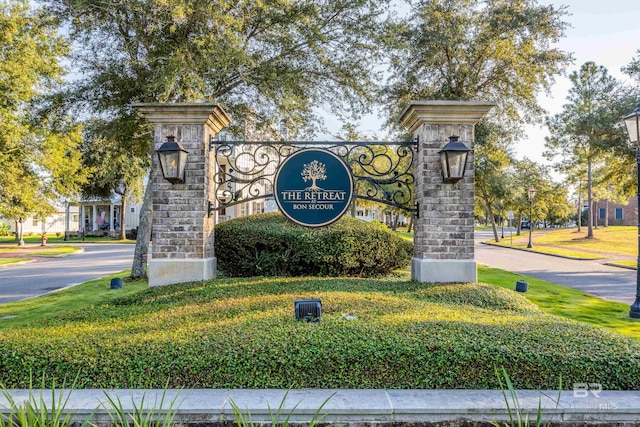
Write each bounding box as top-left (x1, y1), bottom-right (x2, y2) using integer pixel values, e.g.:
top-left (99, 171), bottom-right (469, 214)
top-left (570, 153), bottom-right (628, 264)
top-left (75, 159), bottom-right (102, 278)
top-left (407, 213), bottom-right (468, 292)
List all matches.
top-left (212, 139), bottom-right (417, 214)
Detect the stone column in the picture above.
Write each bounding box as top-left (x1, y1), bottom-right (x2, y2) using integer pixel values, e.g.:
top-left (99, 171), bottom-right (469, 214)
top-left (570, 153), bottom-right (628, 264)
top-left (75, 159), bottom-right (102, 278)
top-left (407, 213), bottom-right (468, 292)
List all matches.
top-left (92, 204), bottom-right (98, 231)
top-left (80, 205), bottom-right (85, 233)
top-left (135, 103), bottom-right (231, 287)
top-left (109, 203), bottom-right (115, 235)
top-left (399, 101), bottom-right (494, 283)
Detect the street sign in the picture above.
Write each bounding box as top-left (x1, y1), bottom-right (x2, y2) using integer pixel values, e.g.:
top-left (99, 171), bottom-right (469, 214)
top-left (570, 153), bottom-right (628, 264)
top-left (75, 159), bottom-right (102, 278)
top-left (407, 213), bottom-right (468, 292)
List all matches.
top-left (507, 210), bottom-right (514, 220)
top-left (274, 149), bottom-right (353, 227)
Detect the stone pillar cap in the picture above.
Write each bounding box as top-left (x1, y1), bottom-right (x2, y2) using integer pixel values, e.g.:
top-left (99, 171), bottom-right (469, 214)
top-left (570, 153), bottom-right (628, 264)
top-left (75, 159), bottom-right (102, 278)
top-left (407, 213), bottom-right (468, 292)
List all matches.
top-left (398, 100), bottom-right (495, 133)
top-left (133, 102), bottom-right (231, 133)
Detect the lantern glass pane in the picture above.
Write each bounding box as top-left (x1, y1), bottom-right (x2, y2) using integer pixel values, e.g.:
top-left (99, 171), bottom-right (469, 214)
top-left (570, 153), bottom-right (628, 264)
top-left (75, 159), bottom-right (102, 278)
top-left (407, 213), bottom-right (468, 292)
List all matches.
top-left (160, 152), bottom-right (180, 179)
top-left (440, 152), bottom-right (449, 179)
top-left (625, 115), bottom-right (640, 144)
top-left (177, 150), bottom-right (188, 180)
top-left (448, 151), bottom-right (466, 178)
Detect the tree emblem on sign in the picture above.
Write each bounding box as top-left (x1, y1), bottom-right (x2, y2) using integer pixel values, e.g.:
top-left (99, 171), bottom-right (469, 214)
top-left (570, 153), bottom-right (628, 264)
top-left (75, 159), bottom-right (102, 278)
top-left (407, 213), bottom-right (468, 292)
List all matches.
top-left (301, 160), bottom-right (327, 191)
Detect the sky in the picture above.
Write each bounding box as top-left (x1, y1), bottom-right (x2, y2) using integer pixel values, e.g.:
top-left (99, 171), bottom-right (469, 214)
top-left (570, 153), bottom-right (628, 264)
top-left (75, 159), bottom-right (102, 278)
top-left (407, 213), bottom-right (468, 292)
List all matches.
top-left (518, 0), bottom-right (640, 166)
top-left (321, 0), bottom-right (640, 173)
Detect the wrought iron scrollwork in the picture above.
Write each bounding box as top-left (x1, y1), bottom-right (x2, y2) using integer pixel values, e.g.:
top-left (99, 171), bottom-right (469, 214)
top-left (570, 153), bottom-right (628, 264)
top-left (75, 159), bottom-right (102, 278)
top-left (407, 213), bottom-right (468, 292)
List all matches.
top-left (213, 139), bottom-right (417, 213)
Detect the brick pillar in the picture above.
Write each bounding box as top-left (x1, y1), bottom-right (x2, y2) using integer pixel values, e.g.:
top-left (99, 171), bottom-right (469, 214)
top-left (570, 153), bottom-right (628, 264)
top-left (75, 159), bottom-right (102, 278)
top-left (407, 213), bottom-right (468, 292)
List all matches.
top-left (399, 101), bottom-right (494, 283)
top-left (135, 103), bottom-right (231, 287)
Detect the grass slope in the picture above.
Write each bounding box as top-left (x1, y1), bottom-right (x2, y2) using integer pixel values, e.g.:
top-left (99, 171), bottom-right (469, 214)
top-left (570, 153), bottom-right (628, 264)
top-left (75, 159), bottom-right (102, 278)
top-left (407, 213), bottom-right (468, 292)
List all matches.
top-left (1, 276), bottom-right (639, 390)
top-left (0, 272), bottom-right (147, 329)
top-left (478, 265), bottom-right (640, 340)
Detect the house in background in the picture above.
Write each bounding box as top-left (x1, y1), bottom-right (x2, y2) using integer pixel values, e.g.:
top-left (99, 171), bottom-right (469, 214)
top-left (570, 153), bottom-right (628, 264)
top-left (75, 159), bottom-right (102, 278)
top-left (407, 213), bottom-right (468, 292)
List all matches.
top-left (0, 205), bottom-right (79, 236)
top-left (595, 196), bottom-right (638, 227)
top-left (75, 197), bottom-right (142, 236)
top-left (0, 197), bottom-right (142, 238)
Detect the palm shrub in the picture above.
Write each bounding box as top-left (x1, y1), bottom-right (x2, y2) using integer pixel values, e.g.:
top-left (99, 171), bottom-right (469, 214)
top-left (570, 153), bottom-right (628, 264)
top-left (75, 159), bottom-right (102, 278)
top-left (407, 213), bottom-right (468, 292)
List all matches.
top-left (214, 212), bottom-right (412, 277)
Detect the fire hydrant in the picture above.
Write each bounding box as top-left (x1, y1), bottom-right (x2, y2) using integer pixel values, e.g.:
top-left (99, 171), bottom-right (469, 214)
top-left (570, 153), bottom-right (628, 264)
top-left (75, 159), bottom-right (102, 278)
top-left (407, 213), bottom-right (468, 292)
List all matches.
top-left (40, 234), bottom-right (47, 246)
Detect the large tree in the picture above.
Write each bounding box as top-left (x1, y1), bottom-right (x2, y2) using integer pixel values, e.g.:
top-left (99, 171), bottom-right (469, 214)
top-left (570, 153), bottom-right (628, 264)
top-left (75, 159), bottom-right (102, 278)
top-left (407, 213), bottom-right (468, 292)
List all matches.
top-left (47, 0), bottom-right (392, 277)
top-left (545, 62), bottom-right (630, 238)
top-left (0, 0), bottom-right (87, 238)
top-left (383, 0), bottom-right (571, 236)
top-left (384, 0), bottom-right (572, 128)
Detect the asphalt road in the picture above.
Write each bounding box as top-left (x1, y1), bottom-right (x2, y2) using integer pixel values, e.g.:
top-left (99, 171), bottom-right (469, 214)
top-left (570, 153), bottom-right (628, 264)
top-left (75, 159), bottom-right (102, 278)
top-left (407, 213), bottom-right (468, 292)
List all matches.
top-left (0, 244), bottom-right (135, 304)
top-left (474, 229), bottom-right (636, 304)
top-left (0, 232), bottom-right (635, 305)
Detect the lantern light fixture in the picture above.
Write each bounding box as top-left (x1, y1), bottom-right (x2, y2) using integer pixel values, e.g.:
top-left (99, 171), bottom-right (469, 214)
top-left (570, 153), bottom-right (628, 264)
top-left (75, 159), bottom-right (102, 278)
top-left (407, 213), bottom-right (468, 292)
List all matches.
top-left (623, 99), bottom-right (640, 318)
top-left (157, 135), bottom-right (188, 184)
top-left (439, 135), bottom-right (470, 183)
top-left (624, 99), bottom-right (640, 145)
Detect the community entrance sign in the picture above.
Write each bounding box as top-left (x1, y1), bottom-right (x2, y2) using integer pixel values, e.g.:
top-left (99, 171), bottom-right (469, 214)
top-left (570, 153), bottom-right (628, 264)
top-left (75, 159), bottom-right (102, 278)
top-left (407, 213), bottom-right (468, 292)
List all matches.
top-left (274, 149), bottom-right (353, 227)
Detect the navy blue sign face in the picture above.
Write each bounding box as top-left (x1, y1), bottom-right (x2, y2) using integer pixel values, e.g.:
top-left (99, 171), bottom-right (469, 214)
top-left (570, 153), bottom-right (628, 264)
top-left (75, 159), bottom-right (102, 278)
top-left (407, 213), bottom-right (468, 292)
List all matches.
top-left (274, 149), bottom-right (353, 227)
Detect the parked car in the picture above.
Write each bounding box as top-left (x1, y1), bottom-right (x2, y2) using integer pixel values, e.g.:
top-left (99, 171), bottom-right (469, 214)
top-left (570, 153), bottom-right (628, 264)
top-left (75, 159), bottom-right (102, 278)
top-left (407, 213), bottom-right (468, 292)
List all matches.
top-left (521, 221), bottom-right (530, 229)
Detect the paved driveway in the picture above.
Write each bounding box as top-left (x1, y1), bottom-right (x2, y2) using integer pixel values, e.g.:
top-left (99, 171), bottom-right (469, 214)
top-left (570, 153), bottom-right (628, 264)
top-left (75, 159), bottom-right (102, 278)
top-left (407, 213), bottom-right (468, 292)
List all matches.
top-left (474, 230), bottom-right (636, 304)
top-left (0, 244), bottom-right (135, 304)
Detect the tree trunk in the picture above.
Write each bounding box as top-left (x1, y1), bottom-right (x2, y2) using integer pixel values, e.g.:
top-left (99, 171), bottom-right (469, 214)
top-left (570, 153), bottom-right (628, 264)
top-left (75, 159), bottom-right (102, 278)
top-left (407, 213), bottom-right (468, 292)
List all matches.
top-left (407, 213), bottom-right (414, 233)
top-left (587, 159), bottom-right (593, 238)
top-left (131, 176), bottom-right (152, 279)
top-left (483, 200), bottom-right (499, 242)
top-left (604, 199), bottom-right (609, 227)
top-left (516, 213), bottom-right (522, 236)
top-left (577, 187), bottom-right (581, 232)
top-left (592, 201), bottom-right (598, 229)
top-left (392, 213), bottom-right (399, 231)
top-left (14, 220), bottom-right (18, 242)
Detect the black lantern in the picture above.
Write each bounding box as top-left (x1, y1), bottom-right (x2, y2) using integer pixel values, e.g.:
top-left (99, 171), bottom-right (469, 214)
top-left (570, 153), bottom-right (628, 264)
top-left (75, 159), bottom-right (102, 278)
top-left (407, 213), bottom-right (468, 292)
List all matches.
top-left (439, 135), bottom-right (470, 183)
top-left (156, 135), bottom-right (188, 184)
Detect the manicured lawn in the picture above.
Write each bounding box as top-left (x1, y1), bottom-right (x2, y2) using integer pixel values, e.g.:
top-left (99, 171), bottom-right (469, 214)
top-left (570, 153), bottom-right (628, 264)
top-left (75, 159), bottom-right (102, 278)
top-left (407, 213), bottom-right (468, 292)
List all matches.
top-left (0, 235), bottom-right (135, 244)
top-left (1, 273), bottom-right (639, 390)
top-left (0, 245), bottom-right (82, 257)
top-left (478, 265), bottom-right (640, 341)
top-left (0, 272), bottom-right (147, 329)
top-left (534, 226), bottom-right (637, 256)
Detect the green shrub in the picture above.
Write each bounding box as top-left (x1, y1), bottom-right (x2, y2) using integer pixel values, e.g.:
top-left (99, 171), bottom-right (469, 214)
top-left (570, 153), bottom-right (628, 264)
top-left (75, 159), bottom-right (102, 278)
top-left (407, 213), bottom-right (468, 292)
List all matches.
top-left (214, 212), bottom-right (413, 277)
top-left (1, 277), bottom-right (640, 390)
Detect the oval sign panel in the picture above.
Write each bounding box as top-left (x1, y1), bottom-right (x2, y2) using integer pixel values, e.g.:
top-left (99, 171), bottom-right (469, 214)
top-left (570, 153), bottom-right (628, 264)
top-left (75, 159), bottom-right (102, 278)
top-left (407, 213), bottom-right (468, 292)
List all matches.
top-left (274, 149), bottom-right (353, 227)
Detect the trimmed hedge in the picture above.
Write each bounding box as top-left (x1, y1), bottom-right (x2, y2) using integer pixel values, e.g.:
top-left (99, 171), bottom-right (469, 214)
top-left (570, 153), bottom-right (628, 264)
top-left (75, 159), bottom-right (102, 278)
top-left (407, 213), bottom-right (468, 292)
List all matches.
top-left (214, 212), bottom-right (413, 277)
top-left (1, 277), bottom-right (639, 390)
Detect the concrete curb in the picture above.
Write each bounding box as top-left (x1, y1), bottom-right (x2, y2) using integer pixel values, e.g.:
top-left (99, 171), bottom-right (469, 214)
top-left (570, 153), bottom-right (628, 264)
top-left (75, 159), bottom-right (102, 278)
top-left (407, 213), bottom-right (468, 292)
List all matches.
top-left (605, 262), bottom-right (638, 271)
top-left (0, 259), bottom-right (33, 269)
top-left (480, 241), bottom-right (604, 261)
top-left (0, 389), bottom-right (637, 425)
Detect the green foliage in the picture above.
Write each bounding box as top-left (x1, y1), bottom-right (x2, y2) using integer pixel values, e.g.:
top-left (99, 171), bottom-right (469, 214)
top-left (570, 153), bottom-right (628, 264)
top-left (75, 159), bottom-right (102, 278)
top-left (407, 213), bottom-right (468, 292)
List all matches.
top-left (1, 276), bottom-right (640, 390)
top-left (214, 213), bottom-right (413, 277)
top-left (0, 223), bottom-right (10, 237)
top-left (492, 367), bottom-right (561, 427)
top-left (385, 0), bottom-right (572, 127)
top-left (228, 390), bottom-right (333, 427)
top-left (545, 62), bottom-right (635, 237)
top-left (0, 1), bottom-right (88, 222)
top-left (99, 384), bottom-right (182, 427)
top-left (0, 374), bottom-right (92, 427)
